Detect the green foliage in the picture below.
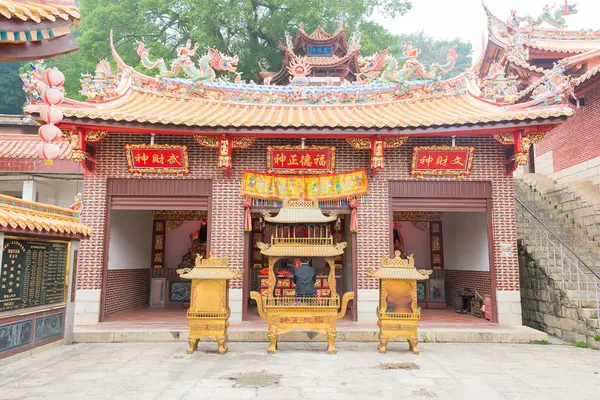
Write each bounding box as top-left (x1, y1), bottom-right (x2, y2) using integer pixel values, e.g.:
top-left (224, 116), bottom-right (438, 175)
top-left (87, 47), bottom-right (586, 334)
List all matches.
top-left (2, 0), bottom-right (473, 105)
top-left (0, 63), bottom-right (26, 114)
top-left (389, 31), bottom-right (472, 79)
top-left (528, 340), bottom-right (550, 345)
top-left (574, 341), bottom-right (588, 348)
top-left (422, 334), bottom-right (430, 343)
top-left (594, 334), bottom-right (600, 342)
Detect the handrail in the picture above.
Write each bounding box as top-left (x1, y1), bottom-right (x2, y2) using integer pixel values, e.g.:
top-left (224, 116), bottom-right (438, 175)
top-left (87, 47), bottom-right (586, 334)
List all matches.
top-left (515, 194), bottom-right (600, 329)
top-left (515, 196), bottom-right (600, 280)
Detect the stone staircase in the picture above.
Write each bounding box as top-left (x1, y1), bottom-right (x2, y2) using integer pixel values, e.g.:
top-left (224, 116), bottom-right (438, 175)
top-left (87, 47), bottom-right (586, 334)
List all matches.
top-left (515, 174), bottom-right (600, 349)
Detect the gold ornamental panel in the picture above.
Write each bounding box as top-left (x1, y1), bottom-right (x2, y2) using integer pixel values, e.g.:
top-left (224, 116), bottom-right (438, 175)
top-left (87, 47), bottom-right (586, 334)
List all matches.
top-left (153, 210), bottom-right (208, 221)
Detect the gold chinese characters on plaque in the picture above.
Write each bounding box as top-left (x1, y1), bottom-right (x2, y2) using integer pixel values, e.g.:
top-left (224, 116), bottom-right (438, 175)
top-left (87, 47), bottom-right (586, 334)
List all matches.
top-left (267, 145), bottom-right (335, 174)
top-left (411, 146), bottom-right (475, 178)
top-left (125, 144), bottom-right (189, 174)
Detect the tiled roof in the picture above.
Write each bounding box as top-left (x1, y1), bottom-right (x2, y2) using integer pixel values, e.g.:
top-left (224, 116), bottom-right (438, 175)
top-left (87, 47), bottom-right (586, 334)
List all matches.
top-left (263, 203), bottom-right (337, 223)
top-left (258, 245), bottom-right (345, 257)
top-left (0, 136), bottom-right (71, 159)
top-left (369, 268), bottom-right (432, 280)
top-left (305, 52), bottom-right (358, 67)
top-left (0, 194), bottom-right (91, 237)
top-left (526, 39), bottom-right (600, 54)
top-left (572, 64), bottom-right (600, 87)
top-left (0, 114), bottom-right (38, 126)
top-left (178, 267), bottom-right (240, 280)
top-left (45, 90), bottom-right (574, 130)
top-left (0, 0), bottom-right (80, 23)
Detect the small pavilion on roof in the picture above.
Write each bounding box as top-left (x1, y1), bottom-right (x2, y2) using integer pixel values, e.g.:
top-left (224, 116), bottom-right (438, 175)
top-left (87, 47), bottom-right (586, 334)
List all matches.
top-left (261, 24), bottom-right (361, 85)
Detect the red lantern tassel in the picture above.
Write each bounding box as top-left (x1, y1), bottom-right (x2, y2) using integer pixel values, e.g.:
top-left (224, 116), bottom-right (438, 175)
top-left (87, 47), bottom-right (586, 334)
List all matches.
top-left (348, 198), bottom-right (359, 233)
top-left (243, 197), bottom-right (252, 232)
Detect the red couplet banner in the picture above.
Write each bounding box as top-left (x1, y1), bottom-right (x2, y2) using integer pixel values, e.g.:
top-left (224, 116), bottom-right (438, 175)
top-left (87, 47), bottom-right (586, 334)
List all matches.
top-left (267, 146), bottom-right (335, 174)
top-left (411, 146), bottom-right (475, 177)
top-left (125, 144), bottom-right (189, 174)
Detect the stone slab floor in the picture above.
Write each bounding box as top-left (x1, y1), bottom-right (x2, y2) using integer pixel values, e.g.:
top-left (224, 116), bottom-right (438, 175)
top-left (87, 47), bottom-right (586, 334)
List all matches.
top-left (0, 342), bottom-right (599, 400)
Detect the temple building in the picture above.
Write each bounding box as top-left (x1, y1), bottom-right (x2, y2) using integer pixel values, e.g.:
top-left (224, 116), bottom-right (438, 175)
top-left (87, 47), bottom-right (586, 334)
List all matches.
top-left (13, 3), bottom-right (600, 330)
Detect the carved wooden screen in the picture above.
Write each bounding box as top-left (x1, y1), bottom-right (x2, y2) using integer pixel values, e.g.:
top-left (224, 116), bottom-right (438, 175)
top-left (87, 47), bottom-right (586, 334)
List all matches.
top-left (151, 220), bottom-right (166, 269)
top-left (429, 221), bottom-right (444, 270)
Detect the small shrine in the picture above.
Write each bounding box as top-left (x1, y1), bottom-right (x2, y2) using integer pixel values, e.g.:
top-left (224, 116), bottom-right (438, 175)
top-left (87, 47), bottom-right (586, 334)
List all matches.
top-left (250, 199), bottom-right (354, 354)
top-left (177, 252), bottom-right (241, 354)
top-left (260, 24), bottom-right (362, 85)
top-left (369, 251), bottom-right (432, 355)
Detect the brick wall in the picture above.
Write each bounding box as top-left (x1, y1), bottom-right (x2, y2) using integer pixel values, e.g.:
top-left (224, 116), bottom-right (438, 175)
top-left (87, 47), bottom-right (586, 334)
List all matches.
top-left (536, 86), bottom-right (600, 172)
top-left (104, 269), bottom-right (150, 315)
top-left (444, 270), bottom-right (492, 309)
top-left (77, 134), bottom-right (518, 297)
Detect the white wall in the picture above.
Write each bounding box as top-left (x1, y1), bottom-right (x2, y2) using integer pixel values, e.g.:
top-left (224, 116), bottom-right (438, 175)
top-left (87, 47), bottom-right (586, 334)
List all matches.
top-left (0, 177), bottom-right (82, 208)
top-left (442, 212), bottom-right (490, 272)
top-left (165, 220), bottom-right (203, 269)
top-left (396, 222), bottom-right (431, 269)
top-left (108, 210), bottom-right (153, 270)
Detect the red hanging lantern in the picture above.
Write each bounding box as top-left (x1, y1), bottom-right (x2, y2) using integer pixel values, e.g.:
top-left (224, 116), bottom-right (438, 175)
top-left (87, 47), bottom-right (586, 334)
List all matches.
top-left (43, 68), bottom-right (65, 87)
top-left (40, 106), bottom-right (63, 125)
top-left (38, 123), bottom-right (61, 142)
top-left (38, 142), bottom-right (61, 165)
top-left (42, 87), bottom-right (64, 105)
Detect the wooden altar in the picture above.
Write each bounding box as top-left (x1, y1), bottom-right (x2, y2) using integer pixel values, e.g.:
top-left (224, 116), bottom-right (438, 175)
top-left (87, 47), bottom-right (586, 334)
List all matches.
top-left (177, 252), bottom-right (241, 354)
top-left (370, 251), bottom-right (431, 355)
top-left (250, 200), bottom-right (354, 354)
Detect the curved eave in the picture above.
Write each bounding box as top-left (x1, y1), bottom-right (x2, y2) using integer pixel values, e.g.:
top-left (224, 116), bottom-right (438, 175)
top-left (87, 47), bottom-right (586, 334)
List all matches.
top-left (0, 32), bottom-right (79, 62)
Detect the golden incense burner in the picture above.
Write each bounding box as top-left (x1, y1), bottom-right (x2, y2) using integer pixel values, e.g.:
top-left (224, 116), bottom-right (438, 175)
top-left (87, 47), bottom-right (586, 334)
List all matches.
top-left (177, 251), bottom-right (241, 354)
top-left (250, 199), bottom-right (354, 354)
top-left (369, 251), bottom-right (431, 354)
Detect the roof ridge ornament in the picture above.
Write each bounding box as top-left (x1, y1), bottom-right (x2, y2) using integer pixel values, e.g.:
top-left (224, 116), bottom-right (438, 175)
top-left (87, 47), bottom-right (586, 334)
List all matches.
top-left (358, 44), bottom-right (458, 84)
top-left (508, 0), bottom-right (578, 30)
top-left (135, 39), bottom-right (239, 82)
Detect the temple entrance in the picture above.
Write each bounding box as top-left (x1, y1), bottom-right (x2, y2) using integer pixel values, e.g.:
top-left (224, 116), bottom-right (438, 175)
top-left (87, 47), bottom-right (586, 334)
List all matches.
top-left (101, 209), bottom-right (210, 323)
top-left (389, 180), bottom-right (497, 323)
top-left (244, 209), bottom-right (356, 321)
top-left (392, 211), bottom-right (493, 322)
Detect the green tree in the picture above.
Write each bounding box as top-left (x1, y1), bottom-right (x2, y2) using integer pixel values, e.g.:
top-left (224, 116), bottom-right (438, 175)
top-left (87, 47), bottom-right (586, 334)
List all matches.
top-left (0, 63), bottom-right (26, 114)
top-left (2, 0), bottom-right (474, 105)
top-left (41, 0), bottom-right (413, 97)
top-left (390, 31), bottom-right (473, 78)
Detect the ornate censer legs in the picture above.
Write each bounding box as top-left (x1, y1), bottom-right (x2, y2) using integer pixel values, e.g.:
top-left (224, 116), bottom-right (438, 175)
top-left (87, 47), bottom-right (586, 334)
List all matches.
top-left (326, 328), bottom-right (337, 354)
top-left (216, 335), bottom-right (228, 354)
top-left (187, 337), bottom-right (199, 354)
top-left (377, 334), bottom-right (389, 354)
top-left (408, 336), bottom-right (420, 355)
top-left (267, 324), bottom-right (279, 354)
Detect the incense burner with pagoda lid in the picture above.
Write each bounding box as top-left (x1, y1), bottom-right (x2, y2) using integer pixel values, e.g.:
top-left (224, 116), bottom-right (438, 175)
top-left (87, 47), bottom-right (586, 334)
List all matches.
top-left (369, 251), bottom-right (432, 355)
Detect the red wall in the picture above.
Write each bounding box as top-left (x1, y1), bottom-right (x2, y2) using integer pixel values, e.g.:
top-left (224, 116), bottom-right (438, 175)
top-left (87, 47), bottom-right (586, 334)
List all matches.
top-left (537, 86), bottom-right (600, 172)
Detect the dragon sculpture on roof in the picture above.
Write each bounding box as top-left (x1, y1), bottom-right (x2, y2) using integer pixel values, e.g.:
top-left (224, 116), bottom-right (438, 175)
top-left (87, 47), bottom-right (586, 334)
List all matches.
top-left (136, 39), bottom-right (239, 82)
top-left (358, 42), bottom-right (458, 84)
top-left (509, 1), bottom-right (578, 30)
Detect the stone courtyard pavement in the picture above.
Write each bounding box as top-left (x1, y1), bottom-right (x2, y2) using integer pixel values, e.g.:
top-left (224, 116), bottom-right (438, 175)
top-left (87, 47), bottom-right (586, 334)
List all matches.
top-left (0, 342), bottom-right (599, 400)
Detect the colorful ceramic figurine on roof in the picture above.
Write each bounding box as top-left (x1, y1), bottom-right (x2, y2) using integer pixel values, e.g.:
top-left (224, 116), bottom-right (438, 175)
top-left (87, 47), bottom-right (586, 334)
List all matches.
top-left (359, 42), bottom-right (458, 84)
top-left (136, 39), bottom-right (240, 82)
top-left (511, 1), bottom-right (578, 30)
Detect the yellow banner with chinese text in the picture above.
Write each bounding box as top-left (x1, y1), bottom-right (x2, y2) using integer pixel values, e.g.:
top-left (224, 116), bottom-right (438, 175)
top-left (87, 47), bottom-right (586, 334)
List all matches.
top-left (241, 169), bottom-right (368, 201)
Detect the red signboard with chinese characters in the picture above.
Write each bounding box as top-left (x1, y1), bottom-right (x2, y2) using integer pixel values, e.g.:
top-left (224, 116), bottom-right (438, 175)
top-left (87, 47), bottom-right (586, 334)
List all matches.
top-left (410, 146), bottom-right (475, 178)
top-left (125, 144), bottom-right (189, 174)
top-left (267, 146), bottom-right (335, 174)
